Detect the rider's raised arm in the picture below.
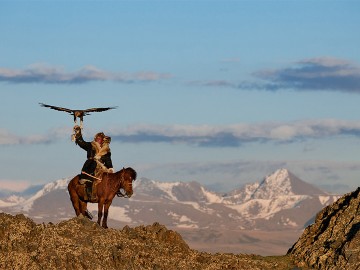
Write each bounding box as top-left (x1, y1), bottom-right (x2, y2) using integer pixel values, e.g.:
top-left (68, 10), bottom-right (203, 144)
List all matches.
top-left (73, 125), bottom-right (92, 152)
top-left (75, 135), bottom-right (92, 151)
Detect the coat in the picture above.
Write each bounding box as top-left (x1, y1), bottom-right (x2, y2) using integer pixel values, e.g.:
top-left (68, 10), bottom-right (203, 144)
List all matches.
top-left (75, 135), bottom-right (113, 170)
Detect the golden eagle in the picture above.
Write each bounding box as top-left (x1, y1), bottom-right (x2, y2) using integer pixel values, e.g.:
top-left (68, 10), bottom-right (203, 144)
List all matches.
top-left (39, 103), bottom-right (117, 128)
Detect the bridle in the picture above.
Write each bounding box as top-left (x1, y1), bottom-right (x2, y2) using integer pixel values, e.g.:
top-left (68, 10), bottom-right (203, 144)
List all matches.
top-left (116, 170), bottom-right (132, 198)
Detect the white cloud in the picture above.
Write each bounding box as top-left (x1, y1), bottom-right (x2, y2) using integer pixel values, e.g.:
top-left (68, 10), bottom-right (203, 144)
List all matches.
top-left (108, 119), bottom-right (360, 147)
top-left (2, 119), bottom-right (360, 147)
top-left (0, 63), bottom-right (171, 84)
top-left (0, 127), bottom-right (68, 145)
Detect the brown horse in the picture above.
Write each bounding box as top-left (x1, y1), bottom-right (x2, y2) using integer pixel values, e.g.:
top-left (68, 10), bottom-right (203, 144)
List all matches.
top-left (68, 167), bottom-right (137, 228)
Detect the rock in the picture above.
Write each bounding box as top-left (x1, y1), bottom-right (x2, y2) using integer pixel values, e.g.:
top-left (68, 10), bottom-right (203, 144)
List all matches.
top-left (288, 187), bottom-right (360, 270)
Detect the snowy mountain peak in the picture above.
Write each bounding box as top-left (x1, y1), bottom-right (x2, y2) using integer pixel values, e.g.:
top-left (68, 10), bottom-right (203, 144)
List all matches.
top-left (0, 169), bottom-right (341, 234)
top-left (253, 168), bottom-right (327, 198)
top-left (252, 168), bottom-right (293, 199)
top-left (15, 178), bottom-right (70, 212)
top-left (135, 178), bottom-right (222, 203)
top-left (42, 178), bottom-right (70, 192)
top-left (264, 168), bottom-right (290, 183)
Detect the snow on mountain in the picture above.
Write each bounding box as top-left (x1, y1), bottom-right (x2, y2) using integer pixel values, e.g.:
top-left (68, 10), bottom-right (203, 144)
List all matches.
top-left (0, 195), bottom-right (25, 207)
top-left (252, 168), bottom-right (295, 199)
top-left (250, 168), bottom-right (327, 199)
top-left (223, 182), bottom-right (259, 203)
top-left (12, 178), bottom-right (70, 212)
top-left (227, 194), bottom-right (310, 220)
top-left (318, 195), bottom-right (340, 206)
top-left (219, 168), bottom-right (338, 223)
top-left (134, 178), bottom-right (223, 204)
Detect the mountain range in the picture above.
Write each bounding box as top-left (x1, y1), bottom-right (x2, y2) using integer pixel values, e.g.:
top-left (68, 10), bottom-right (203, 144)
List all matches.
top-left (0, 168), bottom-right (341, 255)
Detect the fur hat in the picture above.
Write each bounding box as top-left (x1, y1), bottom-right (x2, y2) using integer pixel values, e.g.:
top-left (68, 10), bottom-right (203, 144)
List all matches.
top-left (94, 132), bottom-right (105, 140)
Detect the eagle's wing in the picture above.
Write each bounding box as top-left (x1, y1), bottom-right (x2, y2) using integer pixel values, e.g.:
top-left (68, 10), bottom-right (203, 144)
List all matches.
top-left (39, 103), bottom-right (74, 114)
top-left (83, 106), bottom-right (117, 113)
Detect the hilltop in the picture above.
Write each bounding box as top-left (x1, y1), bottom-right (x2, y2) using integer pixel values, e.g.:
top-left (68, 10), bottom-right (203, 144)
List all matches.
top-left (0, 213), bottom-right (294, 270)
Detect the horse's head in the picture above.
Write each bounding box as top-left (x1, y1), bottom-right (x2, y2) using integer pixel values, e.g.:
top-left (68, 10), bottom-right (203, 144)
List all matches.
top-left (118, 167), bottom-right (137, 198)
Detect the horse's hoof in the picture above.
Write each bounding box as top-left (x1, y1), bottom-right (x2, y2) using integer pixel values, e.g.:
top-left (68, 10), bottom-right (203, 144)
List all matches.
top-left (85, 210), bottom-right (93, 220)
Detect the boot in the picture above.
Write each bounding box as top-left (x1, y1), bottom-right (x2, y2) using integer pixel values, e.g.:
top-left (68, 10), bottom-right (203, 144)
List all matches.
top-left (86, 181), bottom-right (97, 201)
top-left (90, 184), bottom-right (98, 201)
top-left (86, 184), bottom-right (92, 201)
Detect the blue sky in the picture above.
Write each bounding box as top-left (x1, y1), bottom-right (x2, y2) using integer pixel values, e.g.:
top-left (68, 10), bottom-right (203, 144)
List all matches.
top-left (1, 1), bottom-right (360, 193)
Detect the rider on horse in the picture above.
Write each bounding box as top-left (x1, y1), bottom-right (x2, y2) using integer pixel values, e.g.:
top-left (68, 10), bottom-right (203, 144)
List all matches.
top-left (73, 125), bottom-right (114, 201)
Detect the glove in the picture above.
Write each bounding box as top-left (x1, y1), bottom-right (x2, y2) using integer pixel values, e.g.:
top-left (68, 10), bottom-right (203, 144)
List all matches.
top-left (72, 125), bottom-right (82, 141)
top-left (73, 125), bottom-right (81, 134)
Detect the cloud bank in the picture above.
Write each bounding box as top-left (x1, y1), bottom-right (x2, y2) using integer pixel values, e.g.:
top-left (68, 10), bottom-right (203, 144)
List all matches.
top-left (0, 127), bottom-right (68, 145)
top-left (109, 119), bottom-right (360, 147)
top-left (2, 119), bottom-right (360, 147)
top-left (0, 64), bottom-right (171, 84)
top-left (193, 57), bottom-right (360, 93)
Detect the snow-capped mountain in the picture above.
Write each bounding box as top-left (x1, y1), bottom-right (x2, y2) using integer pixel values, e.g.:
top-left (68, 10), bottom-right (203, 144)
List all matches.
top-left (0, 169), bottom-right (340, 231)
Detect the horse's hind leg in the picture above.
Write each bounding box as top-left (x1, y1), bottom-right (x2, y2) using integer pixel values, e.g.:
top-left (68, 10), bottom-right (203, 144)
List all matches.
top-left (69, 190), bottom-right (82, 216)
top-left (79, 201), bottom-right (88, 216)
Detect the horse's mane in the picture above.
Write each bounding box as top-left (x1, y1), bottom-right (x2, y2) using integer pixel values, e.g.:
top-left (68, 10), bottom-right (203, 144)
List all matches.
top-left (113, 167), bottom-right (137, 181)
top-left (124, 167), bottom-right (137, 180)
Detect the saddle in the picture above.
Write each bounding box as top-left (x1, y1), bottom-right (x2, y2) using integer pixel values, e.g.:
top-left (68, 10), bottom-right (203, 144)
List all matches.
top-left (79, 159), bottom-right (110, 202)
top-left (79, 172), bottom-right (101, 202)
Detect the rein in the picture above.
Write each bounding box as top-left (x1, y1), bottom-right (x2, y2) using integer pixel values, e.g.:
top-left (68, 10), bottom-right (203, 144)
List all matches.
top-left (115, 170), bottom-right (130, 198)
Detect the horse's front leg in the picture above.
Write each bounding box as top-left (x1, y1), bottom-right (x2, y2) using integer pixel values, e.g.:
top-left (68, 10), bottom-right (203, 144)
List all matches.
top-left (97, 199), bottom-right (104, 226)
top-left (102, 200), bottom-right (112, 229)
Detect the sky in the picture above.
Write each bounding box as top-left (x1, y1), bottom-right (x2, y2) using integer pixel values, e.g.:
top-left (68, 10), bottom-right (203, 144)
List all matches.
top-left (1, 0), bottom-right (360, 194)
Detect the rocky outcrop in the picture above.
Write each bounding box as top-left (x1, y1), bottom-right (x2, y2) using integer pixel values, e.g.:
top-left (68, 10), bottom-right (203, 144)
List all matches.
top-left (288, 187), bottom-right (360, 270)
top-left (0, 213), bottom-right (294, 270)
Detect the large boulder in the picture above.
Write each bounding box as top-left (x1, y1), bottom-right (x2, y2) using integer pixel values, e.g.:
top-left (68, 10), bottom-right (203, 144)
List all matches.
top-left (288, 187), bottom-right (360, 270)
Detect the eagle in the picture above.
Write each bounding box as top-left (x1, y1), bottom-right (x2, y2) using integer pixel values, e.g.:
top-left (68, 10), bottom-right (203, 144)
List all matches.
top-left (39, 103), bottom-right (117, 128)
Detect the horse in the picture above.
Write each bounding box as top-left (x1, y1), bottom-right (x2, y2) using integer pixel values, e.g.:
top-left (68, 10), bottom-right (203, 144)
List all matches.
top-left (68, 167), bottom-right (137, 228)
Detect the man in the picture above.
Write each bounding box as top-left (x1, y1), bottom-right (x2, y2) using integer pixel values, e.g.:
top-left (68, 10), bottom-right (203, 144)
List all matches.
top-left (73, 125), bottom-right (113, 200)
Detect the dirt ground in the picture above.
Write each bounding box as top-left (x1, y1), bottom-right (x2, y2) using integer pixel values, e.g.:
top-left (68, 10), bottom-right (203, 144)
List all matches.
top-left (176, 228), bottom-right (302, 255)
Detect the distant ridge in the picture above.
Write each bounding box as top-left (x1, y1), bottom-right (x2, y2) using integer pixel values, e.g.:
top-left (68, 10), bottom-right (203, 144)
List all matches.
top-left (0, 169), bottom-right (341, 255)
top-left (0, 168), bottom-right (339, 230)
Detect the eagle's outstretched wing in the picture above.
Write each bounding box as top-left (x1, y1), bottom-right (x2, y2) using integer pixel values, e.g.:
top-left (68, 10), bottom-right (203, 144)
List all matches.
top-left (39, 103), bottom-right (117, 128)
top-left (83, 107), bottom-right (118, 115)
top-left (39, 103), bottom-right (74, 114)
